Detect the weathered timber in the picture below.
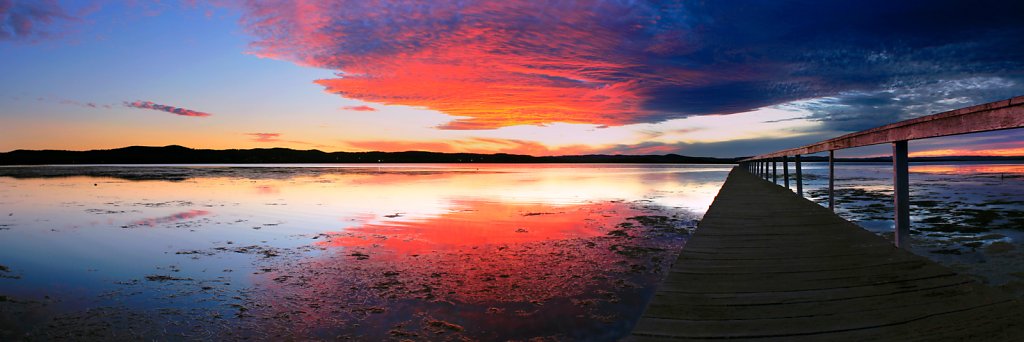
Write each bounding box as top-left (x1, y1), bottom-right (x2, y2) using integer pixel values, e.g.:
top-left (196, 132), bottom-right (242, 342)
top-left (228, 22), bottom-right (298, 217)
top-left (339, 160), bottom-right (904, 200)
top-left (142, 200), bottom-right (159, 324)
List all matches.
top-left (629, 167), bottom-right (1024, 341)
top-left (743, 95), bottom-right (1024, 160)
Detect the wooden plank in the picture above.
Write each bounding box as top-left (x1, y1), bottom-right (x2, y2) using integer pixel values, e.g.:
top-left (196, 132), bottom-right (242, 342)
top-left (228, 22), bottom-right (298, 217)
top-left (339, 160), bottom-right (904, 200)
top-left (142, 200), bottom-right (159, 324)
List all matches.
top-left (743, 95), bottom-right (1024, 160)
top-left (629, 167), bottom-right (1024, 340)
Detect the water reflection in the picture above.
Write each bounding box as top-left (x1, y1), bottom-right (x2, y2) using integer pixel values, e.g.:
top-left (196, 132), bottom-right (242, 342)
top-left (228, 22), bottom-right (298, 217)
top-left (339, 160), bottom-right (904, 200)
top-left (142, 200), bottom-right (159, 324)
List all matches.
top-left (911, 163), bottom-right (1024, 175)
top-left (244, 199), bottom-right (691, 340)
top-left (321, 200), bottom-right (629, 254)
top-left (128, 209), bottom-right (211, 227)
top-left (0, 164), bottom-right (728, 340)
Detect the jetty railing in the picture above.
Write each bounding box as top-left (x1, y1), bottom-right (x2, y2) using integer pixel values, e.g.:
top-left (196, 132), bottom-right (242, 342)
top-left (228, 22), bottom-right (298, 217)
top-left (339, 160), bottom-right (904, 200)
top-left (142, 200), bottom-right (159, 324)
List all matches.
top-left (739, 95), bottom-right (1024, 248)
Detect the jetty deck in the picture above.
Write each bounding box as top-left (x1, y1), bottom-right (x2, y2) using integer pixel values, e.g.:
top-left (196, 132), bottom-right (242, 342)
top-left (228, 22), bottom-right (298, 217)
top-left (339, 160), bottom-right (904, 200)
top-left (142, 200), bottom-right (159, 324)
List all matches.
top-left (630, 168), bottom-right (1024, 340)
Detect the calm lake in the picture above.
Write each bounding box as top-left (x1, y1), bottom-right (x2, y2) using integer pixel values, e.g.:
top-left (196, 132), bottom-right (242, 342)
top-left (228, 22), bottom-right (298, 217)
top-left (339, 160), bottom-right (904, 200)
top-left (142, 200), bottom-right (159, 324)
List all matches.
top-left (0, 163), bottom-right (1021, 340)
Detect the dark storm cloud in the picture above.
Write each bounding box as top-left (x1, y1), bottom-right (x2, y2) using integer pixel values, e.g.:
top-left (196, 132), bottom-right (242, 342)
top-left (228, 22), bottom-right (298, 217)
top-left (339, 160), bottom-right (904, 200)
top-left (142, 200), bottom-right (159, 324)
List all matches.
top-left (792, 77), bottom-right (1023, 131)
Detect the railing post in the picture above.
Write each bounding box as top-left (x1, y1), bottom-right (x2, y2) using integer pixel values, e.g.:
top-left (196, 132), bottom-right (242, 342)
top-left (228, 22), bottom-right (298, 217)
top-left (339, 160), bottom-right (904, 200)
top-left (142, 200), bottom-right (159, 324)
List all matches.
top-left (795, 154), bottom-right (803, 197)
top-left (828, 150), bottom-right (835, 211)
top-left (783, 156), bottom-right (790, 189)
top-left (893, 141), bottom-right (910, 248)
top-left (772, 159), bottom-right (777, 184)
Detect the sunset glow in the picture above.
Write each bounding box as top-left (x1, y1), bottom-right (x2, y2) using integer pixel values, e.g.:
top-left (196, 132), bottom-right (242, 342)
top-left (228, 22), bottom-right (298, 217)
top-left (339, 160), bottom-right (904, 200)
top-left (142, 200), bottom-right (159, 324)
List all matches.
top-left (3, 2), bottom-right (1024, 340)
top-left (2, 1), bottom-right (1022, 156)
top-left (910, 147), bottom-right (1024, 158)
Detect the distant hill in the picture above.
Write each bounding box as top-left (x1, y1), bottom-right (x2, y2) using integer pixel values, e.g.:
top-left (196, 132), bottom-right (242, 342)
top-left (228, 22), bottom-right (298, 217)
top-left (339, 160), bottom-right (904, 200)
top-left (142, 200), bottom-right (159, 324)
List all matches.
top-left (0, 145), bottom-right (740, 165)
top-left (2, 146), bottom-right (1021, 165)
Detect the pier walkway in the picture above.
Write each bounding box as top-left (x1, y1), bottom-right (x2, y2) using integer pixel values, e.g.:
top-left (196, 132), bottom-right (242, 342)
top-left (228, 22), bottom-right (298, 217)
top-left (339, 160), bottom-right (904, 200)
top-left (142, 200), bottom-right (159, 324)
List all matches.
top-left (630, 168), bottom-right (1024, 340)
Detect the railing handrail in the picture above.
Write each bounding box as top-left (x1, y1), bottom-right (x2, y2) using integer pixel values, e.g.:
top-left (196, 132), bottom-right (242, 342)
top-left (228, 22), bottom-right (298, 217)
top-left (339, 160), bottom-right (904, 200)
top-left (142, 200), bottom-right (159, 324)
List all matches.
top-left (742, 95), bottom-right (1024, 161)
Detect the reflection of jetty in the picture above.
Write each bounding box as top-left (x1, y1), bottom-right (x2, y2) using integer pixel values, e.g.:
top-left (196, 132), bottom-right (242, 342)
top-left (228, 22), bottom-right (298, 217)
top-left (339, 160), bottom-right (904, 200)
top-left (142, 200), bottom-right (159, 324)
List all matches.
top-left (633, 97), bottom-right (1024, 339)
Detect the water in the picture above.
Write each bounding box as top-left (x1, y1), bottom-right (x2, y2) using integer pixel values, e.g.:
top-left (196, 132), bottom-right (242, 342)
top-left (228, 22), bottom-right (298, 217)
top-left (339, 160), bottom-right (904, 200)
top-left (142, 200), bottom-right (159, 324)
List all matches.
top-left (793, 162), bottom-right (1024, 295)
top-left (0, 164), bottom-right (728, 340)
top-left (2, 162), bottom-right (1021, 339)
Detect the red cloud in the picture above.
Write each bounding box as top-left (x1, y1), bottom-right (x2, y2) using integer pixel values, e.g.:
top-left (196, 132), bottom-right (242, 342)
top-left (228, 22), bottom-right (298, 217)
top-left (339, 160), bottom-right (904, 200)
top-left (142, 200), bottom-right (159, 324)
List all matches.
top-left (239, 1), bottom-right (698, 129)
top-left (124, 100), bottom-right (212, 117)
top-left (239, 1), bottom-right (1024, 132)
top-left (246, 132), bottom-right (281, 142)
top-left (342, 105), bottom-right (376, 111)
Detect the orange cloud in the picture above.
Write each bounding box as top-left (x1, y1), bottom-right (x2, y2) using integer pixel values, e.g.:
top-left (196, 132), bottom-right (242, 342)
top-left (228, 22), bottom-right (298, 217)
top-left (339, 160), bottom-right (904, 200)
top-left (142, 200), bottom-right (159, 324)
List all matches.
top-left (246, 132), bottom-right (282, 142)
top-left (240, 1), bottom-right (717, 129)
top-left (244, 132), bottom-right (325, 148)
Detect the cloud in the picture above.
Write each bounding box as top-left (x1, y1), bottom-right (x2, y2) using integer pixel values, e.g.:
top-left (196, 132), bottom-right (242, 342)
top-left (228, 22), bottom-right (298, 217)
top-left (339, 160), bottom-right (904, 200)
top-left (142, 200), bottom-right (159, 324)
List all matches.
top-left (124, 100), bottom-right (212, 117)
top-left (33, 96), bottom-right (113, 109)
top-left (789, 77), bottom-right (1024, 132)
top-left (341, 105), bottom-right (376, 112)
top-left (343, 137), bottom-right (594, 156)
top-left (246, 132), bottom-right (281, 142)
top-left (597, 132), bottom-right (845, 158)
top-left (0, 0), bottom-right (96, 42)
top-left (59, 99), bottom-right (110, 109)
top-left (244, 132), bottom-right (324, 147)
top-left (238, 0), bottom-right (1024, 130)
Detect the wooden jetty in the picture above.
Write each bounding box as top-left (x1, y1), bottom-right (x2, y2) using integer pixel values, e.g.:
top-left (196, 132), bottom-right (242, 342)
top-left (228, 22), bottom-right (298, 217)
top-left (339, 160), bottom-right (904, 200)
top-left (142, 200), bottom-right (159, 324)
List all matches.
top-left (630, 168), bottom-right (1024, 340)
top-left (632, 95), bottom-right (1024, 340)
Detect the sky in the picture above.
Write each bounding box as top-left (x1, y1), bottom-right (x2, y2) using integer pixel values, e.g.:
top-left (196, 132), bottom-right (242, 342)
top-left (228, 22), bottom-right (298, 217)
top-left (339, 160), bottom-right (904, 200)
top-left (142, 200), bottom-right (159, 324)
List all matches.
top-left (1, 0), bottom-right (1023, 158)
